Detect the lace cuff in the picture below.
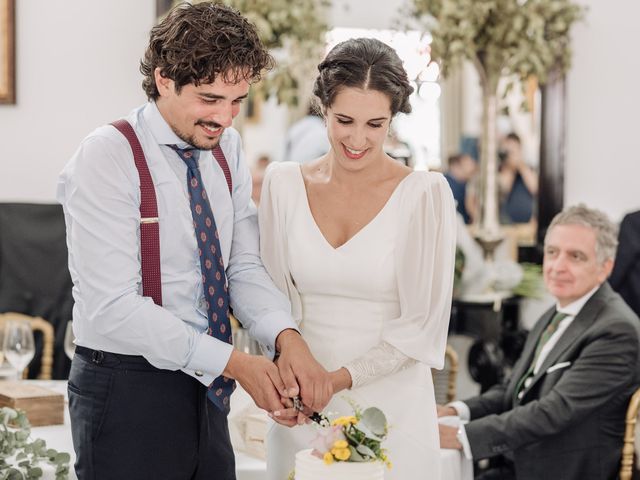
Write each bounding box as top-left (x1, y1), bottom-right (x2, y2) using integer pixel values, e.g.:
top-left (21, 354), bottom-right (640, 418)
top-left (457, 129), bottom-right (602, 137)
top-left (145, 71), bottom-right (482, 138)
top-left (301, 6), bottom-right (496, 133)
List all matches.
top-left (344, 341), bottom-right (417, 389)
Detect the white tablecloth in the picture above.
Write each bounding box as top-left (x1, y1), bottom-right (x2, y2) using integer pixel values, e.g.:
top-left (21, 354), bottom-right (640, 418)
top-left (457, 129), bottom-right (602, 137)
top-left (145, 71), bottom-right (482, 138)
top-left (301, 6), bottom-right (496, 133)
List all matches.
top-left (20, 381), bottom-right (471, 480)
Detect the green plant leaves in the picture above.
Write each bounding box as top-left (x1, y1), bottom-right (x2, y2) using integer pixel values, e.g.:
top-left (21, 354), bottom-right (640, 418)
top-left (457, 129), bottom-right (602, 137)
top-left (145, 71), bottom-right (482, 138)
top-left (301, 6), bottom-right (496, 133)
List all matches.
top-left (0, 407), bottom-right (70, 480)
top-left (412, 0), bottom-right (585, 84)
top-left (361, 407), bottom-right (388, 438)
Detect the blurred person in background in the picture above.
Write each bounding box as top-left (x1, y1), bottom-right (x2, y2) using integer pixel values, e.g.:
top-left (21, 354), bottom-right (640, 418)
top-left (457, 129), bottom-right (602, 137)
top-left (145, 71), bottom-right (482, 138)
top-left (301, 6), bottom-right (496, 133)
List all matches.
top-left (282, 103), bottom-right (330, 163)
top-left (498, 132), bottom-right (538, 224)
top-left (444, 152), bottom-right (478, 224)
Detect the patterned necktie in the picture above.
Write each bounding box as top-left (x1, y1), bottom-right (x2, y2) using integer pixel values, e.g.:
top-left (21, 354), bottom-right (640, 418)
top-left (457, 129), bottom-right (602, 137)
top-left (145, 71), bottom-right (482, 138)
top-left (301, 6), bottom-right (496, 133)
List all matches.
top-left (513, 311), bottom-right (569, 402)
top-left (171, 145), bottom-right (236, 413)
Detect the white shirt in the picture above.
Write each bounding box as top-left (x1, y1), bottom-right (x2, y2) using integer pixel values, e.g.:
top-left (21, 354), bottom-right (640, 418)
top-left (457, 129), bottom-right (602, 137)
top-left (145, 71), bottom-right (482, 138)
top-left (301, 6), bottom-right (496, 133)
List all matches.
top-left (282, 115), bottom-right (330, 163)
top-left (57, 102), bottom-right (297, 387)
top-left (450, 285), bottom-right (601, 458)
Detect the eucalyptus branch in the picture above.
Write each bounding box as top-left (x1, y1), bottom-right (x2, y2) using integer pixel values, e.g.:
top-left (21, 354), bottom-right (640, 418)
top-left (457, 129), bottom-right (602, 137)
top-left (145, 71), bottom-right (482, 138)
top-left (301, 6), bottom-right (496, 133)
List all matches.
top-left (0, 407), bottom-right (70, 480)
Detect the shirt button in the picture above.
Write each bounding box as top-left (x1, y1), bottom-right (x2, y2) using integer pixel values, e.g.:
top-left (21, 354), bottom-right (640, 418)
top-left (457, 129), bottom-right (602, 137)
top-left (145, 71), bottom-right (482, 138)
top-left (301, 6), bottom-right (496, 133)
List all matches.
top-left (195, 370), bottom-right (203, 377)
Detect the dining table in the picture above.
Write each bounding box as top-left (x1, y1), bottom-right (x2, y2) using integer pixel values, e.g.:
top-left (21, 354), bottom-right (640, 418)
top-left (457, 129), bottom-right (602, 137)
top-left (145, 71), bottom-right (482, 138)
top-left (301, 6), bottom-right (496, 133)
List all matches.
top-left (9, 380), bottom-right (472, 480)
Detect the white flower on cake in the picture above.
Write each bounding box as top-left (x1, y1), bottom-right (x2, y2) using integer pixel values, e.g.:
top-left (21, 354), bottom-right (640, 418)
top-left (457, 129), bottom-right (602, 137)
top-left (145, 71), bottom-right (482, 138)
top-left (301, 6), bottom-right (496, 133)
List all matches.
top-left (290, 402), bottom-right (391, 480)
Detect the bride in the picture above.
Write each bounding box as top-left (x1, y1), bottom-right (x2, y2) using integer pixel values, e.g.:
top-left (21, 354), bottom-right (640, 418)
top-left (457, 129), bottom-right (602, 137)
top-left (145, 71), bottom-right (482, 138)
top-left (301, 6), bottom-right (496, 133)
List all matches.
top-left (259, 37), bottom-right (456, 479)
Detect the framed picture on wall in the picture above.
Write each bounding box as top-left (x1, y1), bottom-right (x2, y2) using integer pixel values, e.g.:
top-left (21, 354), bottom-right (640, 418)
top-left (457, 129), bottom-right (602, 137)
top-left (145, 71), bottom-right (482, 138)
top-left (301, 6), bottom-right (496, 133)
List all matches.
top-left (0, 0), bottom-right (15, 104)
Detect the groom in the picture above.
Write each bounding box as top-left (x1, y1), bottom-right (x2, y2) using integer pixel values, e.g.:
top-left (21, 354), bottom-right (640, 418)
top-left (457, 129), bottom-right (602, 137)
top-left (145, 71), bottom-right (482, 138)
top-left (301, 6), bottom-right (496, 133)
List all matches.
top-left (439, 204), bottom-right (640, 480)
top-left (57, 3), bottom-right (331, 479)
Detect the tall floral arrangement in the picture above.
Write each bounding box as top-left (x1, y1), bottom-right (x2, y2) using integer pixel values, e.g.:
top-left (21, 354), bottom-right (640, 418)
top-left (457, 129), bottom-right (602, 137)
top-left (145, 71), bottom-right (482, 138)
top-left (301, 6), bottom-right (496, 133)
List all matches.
top-left (411, 0), bottom-right (584, 252)
top-left (188, 0), bottom-right (331, 107)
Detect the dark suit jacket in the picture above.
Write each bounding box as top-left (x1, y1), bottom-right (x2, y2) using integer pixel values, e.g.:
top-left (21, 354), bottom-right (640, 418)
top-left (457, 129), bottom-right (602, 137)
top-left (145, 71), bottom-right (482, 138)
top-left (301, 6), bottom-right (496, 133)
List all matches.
top-left (610, 210), bottom-right (640, 318)
top-left (464, 283), bottom-right (640, 480)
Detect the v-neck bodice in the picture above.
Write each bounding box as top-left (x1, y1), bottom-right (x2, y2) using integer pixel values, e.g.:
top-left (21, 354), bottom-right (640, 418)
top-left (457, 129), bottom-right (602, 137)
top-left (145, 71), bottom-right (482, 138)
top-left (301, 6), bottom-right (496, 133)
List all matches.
top-left (295, 166), bottom-right (416, 251)
top-left (287, 164), bottom-right (407, 312)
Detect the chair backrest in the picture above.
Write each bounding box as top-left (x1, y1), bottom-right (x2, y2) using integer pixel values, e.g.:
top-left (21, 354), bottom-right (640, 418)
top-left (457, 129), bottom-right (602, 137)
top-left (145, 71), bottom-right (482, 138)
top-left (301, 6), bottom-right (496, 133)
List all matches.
top-left (620, 387), bottom-right (640, 480)
top-left (432, 344), bottom-right (459, 404)
top-left (0, 312), bottom-right (54, 380)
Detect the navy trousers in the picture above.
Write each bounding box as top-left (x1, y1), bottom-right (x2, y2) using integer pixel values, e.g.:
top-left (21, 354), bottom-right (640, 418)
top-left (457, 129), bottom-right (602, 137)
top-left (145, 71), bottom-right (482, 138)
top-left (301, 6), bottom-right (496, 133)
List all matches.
top-left (68, 346), bottom-right (235, 480)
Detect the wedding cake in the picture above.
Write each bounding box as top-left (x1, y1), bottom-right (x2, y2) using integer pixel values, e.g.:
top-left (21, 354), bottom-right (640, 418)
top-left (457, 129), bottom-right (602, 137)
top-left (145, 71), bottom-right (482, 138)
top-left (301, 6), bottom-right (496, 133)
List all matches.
top-left (294, 449), bottom-right (384, 480)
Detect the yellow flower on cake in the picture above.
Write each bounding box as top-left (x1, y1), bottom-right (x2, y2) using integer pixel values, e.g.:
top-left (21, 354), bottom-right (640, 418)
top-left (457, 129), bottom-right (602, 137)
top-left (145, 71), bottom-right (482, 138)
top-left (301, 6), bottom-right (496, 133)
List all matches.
top-left (331, 447), bottom-right (351, 461)
top-left (294, 402), bottom-right (391, 480)
top-left (330, 415), bottom-right (358, 427)
top-left (308, 403), bottom-right (390, 464)
top-left (332, 440), bottom-right (348, 449)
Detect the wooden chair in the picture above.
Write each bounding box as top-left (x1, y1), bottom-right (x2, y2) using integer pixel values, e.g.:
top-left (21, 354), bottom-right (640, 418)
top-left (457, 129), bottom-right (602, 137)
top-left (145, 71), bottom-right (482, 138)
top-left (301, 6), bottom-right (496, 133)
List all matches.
top-left (0, 312), bottom-right (54, 380)
top-left (620, 387), bottom-right (640, 480)
top-left (432, 344), bottom-right (459, 404)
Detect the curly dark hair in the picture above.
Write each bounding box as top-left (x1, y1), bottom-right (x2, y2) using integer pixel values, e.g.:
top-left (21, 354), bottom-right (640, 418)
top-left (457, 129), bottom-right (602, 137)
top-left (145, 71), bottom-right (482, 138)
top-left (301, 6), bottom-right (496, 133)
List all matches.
top-left (140, 2), bottom-right (274, 100)
top-left (313, 38), bottom-right (414, 116)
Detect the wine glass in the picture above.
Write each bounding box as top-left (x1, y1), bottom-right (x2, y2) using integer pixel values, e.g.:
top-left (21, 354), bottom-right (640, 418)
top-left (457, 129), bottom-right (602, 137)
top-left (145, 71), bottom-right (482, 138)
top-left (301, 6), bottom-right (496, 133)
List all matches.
top-left (2, 320), bottom-right (35, 378)
top-left (64, 320), bottom-right (76, 359)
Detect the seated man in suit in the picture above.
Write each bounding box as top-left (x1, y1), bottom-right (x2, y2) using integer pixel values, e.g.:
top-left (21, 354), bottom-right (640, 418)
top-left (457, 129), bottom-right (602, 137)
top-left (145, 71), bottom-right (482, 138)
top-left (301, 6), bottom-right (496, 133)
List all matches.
top-left (439, 204), bottom-right (640, 480)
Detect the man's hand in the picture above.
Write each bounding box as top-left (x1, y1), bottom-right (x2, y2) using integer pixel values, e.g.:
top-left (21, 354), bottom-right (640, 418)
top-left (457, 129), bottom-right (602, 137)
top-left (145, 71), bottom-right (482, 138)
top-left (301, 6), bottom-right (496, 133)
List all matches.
top-left (223, 350), bottom-right (297, 427)
top-left (439, 424), bottom-right (462, 450)
top-left (275, 329), bottom-right (333, 412)
top-left (437, 404), bottom-right (458, 417)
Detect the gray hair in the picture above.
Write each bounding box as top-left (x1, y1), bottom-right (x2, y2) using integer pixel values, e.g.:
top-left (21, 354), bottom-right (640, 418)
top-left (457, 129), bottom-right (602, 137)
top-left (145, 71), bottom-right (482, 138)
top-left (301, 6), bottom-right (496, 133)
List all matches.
top-left (546, 204), bottom-right (618, 263)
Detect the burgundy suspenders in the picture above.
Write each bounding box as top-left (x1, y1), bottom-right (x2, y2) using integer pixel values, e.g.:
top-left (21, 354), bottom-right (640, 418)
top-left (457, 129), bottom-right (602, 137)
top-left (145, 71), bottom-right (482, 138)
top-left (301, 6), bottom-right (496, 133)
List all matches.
top-left (110, 119), bottom-right (233, 305)
top-left (212, 144), bottom-right (233, 196)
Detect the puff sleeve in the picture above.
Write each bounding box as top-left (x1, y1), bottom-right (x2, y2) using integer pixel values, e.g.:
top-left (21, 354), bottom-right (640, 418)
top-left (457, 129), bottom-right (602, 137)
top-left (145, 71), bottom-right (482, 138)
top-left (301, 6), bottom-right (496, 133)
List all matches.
top-left (344, 173), bottom-right (456, 386)
top-left (258, 163), bottom-right (303, 327)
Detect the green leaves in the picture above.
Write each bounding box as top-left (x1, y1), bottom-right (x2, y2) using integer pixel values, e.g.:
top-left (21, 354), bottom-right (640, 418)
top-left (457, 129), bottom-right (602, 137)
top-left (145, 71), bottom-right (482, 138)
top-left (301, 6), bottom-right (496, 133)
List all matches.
top-left (0, 407), bottom-right (71, 480)
top-left (361, 407), bottom-right (388, 438)
top-left (412, 0), bottom-right (585, 85)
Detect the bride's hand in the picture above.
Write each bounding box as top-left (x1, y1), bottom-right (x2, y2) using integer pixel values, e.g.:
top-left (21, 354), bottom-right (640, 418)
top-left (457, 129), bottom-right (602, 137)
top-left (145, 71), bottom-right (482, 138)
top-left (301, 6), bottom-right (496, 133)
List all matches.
top-left (329, 368), bottom-right (352, 394)
top-left (275, 329), bottom-right (333, 412)
top-left (268, 396), bottom-right (308, 427)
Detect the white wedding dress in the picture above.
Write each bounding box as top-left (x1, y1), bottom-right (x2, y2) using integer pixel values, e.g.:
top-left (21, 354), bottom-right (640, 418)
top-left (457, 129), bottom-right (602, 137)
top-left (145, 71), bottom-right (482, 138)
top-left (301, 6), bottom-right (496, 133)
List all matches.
top-left (258, 162), bottom-right (456, 480)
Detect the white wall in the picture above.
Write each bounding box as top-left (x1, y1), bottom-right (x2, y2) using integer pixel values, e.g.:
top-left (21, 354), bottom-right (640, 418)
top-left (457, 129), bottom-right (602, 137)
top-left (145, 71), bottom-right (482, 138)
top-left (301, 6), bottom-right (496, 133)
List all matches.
top-left (565, 0), bottom-right (640, 221)
top-left (0, 0), bottom-right (154, 202)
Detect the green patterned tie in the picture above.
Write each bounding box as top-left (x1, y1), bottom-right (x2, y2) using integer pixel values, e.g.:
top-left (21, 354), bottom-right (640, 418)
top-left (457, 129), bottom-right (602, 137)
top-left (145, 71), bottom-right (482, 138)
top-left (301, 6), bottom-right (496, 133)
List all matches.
top-left (513, 311), bottom-right (569, 402)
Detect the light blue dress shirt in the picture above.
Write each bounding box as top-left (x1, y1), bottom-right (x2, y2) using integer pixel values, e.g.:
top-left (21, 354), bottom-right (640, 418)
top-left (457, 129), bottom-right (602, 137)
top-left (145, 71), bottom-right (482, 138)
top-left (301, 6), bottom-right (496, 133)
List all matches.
top-left (57, 102), bottom-right (296, 387)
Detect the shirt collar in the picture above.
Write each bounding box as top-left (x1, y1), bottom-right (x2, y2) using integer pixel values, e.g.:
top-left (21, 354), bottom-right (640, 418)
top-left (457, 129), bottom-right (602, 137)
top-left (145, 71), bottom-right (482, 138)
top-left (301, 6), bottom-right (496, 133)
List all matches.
top-left (142, 101), bottom-right (193, 149)
top-left (556, 284), bottom-right (601, 317)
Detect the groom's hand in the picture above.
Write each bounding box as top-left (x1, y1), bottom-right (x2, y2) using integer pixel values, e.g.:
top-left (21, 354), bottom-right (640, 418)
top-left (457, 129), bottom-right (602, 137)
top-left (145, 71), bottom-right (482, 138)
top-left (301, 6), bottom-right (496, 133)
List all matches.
top-left (223, 350), bottom-right (293, 422)
top-left (275, 329), bottom-right (333, 412)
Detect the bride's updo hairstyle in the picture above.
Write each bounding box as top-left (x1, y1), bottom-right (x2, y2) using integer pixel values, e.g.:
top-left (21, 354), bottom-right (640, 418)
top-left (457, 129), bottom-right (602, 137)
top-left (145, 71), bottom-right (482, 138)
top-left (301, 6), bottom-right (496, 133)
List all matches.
top-left (313, 38), bottom-right (414, 116)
